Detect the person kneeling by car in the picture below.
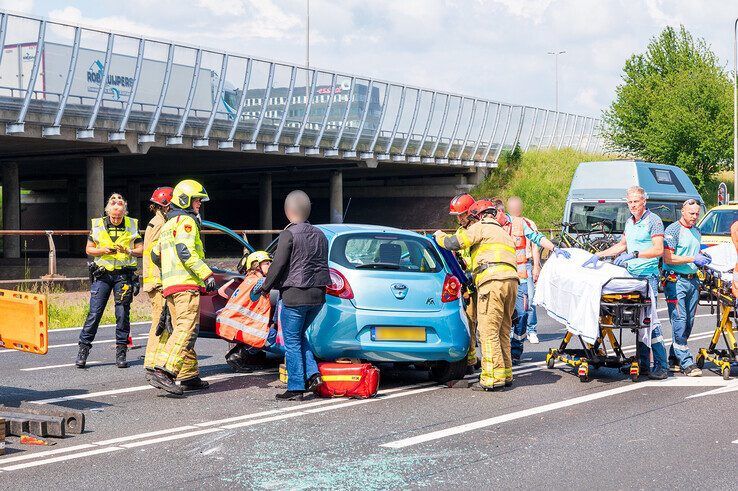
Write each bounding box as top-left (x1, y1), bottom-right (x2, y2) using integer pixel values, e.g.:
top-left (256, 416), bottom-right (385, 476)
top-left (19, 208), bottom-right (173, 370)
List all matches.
top-left (217, 251), bottom-right (279, 365)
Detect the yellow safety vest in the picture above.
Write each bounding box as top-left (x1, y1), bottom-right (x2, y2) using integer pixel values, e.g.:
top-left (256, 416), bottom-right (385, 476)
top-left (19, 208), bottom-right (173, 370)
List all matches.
top-left (453, 219), bottom-right (518, 287)
top-left (155, 213), bottom-right (213, 296)
top-left (142, 211), bottom-right (166, 292)
top-left (456, 226), bottom-right (473, 273)
top-left (90, 216), bottom-right (139, 271)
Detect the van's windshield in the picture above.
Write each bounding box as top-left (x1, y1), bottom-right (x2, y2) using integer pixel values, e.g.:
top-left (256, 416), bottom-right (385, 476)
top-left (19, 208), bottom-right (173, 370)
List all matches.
top-left (568, 201), bottom-right (681, 234)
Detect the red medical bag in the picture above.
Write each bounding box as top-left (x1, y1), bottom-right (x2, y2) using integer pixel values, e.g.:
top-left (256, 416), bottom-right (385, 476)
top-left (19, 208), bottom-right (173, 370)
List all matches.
top-left (316, 361), bottom-right (380, 399)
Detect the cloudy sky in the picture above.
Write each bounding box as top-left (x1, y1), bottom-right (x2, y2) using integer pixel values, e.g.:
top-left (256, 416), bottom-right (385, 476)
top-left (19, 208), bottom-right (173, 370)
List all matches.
top-left (2, 0), bottom-right (736, 117)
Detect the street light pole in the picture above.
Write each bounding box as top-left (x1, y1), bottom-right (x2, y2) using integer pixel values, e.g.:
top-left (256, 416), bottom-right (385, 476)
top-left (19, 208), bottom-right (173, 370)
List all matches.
top-left (547, 50), bottom-right (566, 112)
top-left (733, 19), bottom-right (738, 200)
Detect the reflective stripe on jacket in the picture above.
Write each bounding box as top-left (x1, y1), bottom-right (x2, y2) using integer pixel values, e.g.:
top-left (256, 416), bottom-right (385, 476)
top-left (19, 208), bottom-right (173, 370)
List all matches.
top-left (216, 274), bottom-right (272, 347)
top-left (90, 216), bottom-right (139, 271)
top-left (436, 217), bottom-right (518, 287)
top-left (153, 211), bottom-right (212, 297)
top-left (142, 211), bottom-right (166, 292)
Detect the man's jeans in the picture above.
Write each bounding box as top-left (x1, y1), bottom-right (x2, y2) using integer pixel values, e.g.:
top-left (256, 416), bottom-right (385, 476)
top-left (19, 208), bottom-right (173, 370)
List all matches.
top-left (79, 272), bottom-right (133, 347)
top-left (511, 279), bottom-right (527, 360)
top-left (665, 276), bottom-right (700, 369)
top-left (525, 261), bottom-right (538, 334)
top-left (281, 304), bottom-right (322, 391)
top-left (634, 274), bottom-right (668, 372)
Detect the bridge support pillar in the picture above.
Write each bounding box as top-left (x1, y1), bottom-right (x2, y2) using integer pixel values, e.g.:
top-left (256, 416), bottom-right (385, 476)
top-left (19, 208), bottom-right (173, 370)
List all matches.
top-left (330, 170), bottom-right (343, 224)
top-left (259, 173), bottom-right (273, 249)
top-left (86, 156), bottom-right (105, 221)
top-left (2, 162), bottom-right (21, 258)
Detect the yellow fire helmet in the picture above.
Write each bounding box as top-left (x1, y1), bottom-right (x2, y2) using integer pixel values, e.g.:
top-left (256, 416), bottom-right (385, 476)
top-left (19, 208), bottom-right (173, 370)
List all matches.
top-left (246, 250), bottom-right (272, 270)
top-left (172, 179), bottom-right (210, 209)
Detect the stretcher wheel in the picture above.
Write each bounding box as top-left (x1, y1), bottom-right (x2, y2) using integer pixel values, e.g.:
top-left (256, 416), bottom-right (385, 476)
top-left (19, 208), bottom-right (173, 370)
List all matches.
top-left (578, 365), bottom-right (589, 383)
top-left (546, 354), bottom-right (555, 369)
top-left (722, 366), bottom-right (731, 380)
top-left (629, 363), bottom-right (639, 382)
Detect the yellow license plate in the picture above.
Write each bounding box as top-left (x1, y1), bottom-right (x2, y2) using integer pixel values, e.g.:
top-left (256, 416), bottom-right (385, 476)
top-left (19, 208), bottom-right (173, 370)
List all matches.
top-left (372, 327), bottom-right (426, 342)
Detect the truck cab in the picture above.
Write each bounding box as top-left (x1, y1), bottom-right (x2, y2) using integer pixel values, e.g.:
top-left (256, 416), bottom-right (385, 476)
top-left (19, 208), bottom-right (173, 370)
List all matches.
top-left (563, 160), bottom-right (704, 236)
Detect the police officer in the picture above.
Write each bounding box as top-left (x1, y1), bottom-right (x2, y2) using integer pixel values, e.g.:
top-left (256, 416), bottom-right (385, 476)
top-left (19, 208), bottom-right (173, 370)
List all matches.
top-left (76, 193), bottom-right (143, 369)
top-left (142, 187), bottom-right (173, 382)
top-left (149, 180), bottom-right (216, 395)
top-left (448, 193), bottom-right (480, 371)
top-left (435, 200), bottom-right (519, 391)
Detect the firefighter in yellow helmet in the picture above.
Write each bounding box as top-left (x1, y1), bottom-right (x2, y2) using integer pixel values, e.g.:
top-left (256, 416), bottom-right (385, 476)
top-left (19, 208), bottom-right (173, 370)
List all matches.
top-left (76, 193), bottom-right (143, 369)
top-left (149, 179), bottom-right (216, 395)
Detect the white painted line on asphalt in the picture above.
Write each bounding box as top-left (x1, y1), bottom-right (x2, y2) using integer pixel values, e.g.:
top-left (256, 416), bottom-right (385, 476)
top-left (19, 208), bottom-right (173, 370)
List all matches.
top-left (0, 335), bottom-right (149, 354)
top-left (0, 446), bottom-right (123, 471)
top-left (302, 386), bottom-right (441, 415)
top-left (20, 361), bottom-right (102, 371)
top-left (28, 369), bottom-right (276, 404)
top-left (50, 321), bottom-right (150, 333)
top-left (0, 444), bottom-right (97, 464)
top-left (121, 428), bottom-right (223, 449)
top-left (94, 425), bottom-right (200, 446)
top-left (220, 411), bottom-right (306, 430)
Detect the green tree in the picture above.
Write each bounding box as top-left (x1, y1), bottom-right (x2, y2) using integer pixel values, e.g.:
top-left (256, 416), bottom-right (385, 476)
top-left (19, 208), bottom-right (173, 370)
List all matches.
top-left (603, 26), bottom-right (732, 196)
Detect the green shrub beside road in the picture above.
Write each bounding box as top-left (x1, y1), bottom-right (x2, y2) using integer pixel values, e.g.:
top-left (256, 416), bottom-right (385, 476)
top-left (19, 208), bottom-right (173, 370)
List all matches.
top-left (472, 148), bottom-right (612, 228)
top-left (48, 292), bottom-right (150, 329)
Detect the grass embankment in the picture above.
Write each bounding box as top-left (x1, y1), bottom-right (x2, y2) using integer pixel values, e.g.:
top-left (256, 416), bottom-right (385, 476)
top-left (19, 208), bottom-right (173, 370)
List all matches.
top-left (48, 291), bottom-right (150, 329)
top-left (472, 148), bottom-right (613, 228)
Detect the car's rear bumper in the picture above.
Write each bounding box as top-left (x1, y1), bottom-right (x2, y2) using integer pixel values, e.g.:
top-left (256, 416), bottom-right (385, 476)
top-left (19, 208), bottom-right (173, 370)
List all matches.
top-left (308, 300), bottom-right (470, 363)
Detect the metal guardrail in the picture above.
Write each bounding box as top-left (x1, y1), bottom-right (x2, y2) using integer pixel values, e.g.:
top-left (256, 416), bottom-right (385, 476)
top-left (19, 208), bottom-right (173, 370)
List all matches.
top-left (0, 10), bottom-right (605, 166)
top-left (0, 228), bottom-right (458, 280)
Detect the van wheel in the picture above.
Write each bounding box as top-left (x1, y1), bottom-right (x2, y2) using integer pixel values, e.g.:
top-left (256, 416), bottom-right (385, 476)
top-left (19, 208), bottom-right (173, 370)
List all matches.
top-left (430, 360), bottom-right (467, 383)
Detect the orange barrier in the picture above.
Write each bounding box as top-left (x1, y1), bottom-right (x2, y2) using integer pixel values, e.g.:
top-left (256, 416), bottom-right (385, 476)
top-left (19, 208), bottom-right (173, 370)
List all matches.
top-left (0, 289), bottom-right (48, 355)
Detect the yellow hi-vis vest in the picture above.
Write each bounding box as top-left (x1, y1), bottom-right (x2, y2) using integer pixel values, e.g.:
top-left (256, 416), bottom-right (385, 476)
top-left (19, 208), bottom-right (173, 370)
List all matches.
top-left (155, 213), bottom-right (213, 297)
top-left (452, 218), bottom-right (518, 287)
top-left (456, 226), bottom-right (473, 273)
top-left (90, 216), bottom-right (139, 271)
top-left (142, 211), bottom-right (166, 292)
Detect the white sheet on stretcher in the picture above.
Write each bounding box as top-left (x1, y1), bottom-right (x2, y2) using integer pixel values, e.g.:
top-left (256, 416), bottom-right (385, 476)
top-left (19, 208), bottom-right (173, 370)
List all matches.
top-left (534, 248), bottom-right (652, 346)
top-left (703, 243), bottom-right (736, 282)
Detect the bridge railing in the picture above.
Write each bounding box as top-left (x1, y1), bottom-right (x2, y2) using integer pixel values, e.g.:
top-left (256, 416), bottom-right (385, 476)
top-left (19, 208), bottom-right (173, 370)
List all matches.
top-left (0, 10), bottom-right (605, 165)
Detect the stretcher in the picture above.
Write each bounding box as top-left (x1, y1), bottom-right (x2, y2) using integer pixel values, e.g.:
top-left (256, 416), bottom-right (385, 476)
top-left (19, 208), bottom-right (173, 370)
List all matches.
top-left (545, 277), bottom-right (652, 382)
top-left (696, 264), bottom-right (737, 380)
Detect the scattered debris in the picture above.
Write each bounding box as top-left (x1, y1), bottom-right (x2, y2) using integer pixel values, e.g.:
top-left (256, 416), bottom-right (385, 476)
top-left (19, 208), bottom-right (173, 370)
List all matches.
top-left (20, 433), bottom-right (56, 446)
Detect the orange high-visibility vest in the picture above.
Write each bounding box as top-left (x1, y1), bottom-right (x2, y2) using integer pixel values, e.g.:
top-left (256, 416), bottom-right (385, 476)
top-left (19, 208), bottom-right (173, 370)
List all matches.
top-left (216, 274), bottom-right (272, 348)
top-left (511, 217), bottom-right (529, 280)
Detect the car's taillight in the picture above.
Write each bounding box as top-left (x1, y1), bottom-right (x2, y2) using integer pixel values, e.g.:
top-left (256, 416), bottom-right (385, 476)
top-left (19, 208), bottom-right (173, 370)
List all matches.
top-left (442, 274), bottom-right (461, 303)
top-left (326, 268), bottom-right (354, 299)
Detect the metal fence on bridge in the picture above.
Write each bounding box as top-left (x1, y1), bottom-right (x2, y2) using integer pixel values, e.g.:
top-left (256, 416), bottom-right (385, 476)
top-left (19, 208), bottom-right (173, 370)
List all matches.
top-left (0, 11), bottom-right (605, 166)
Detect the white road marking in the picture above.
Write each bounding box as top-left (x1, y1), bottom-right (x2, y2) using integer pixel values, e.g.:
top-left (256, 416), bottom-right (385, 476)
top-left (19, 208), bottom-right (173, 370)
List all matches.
top-left (94, 426), bottom-right (200, 446)
top-left (0, 444), bottom-right (97, 464)
top-left (20, 361), bottom-right (102, 371)
top-left (121, 428), bottom-right (223, 449)
top-left (28, 370), bottom-right (275, 404)
top-left (684, 381), bottom-right (738, 399)
top-left (380, 376), bottom-right (735, 449)
top-left (0, 446), bottom-right (123, 471)
top-left (0, 335), bottom-right (149, 354)
top-left (49, 321), bottom-right (150, 333)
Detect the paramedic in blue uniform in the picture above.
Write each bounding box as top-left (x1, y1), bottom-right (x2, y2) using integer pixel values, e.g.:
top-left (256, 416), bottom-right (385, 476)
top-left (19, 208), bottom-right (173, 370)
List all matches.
top-left (582, 185), bottom-right (669, 380)
top-left (662, 198), bottom-right (710, 377)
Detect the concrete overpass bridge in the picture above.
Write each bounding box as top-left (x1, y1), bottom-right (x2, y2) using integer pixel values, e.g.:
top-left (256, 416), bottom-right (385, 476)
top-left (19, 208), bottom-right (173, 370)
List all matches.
top-left (0, 10), bottom-right (604, 259)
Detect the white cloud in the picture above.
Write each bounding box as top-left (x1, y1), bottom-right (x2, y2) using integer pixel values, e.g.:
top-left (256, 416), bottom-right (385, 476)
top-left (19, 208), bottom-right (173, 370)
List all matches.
top-left (0, 0), bottom-right (34, 14)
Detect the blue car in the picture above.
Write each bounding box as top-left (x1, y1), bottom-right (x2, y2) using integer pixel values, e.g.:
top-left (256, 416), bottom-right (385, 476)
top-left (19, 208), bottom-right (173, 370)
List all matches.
top-left (199, 223), bottom-right (471, 382)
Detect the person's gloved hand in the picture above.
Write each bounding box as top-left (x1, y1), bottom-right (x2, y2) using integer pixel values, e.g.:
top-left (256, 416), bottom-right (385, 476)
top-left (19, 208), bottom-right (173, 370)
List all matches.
top-left (613, 252), bottom-right (636, 267)
top-left (250, 278), bottom-right (265, 302)
top-left (694, 253), bottom-right (712, 267)
top-left (582, 255), bottom-right (600, 269)
top-left (205, 276), bottom-right (217, 292)
top-left (553, 247), bottom-right (571, 260)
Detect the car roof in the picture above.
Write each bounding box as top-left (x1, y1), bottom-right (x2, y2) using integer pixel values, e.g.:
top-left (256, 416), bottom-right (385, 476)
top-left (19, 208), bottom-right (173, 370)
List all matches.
top-left (707, 204), bottom-right (738, 212)
top-left (315, 223), bottom-right (428, 239)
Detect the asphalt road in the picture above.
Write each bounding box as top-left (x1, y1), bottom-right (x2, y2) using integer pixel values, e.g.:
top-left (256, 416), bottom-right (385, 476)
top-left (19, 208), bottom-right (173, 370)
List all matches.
top-left (1, 302), bottom-right (736, 490)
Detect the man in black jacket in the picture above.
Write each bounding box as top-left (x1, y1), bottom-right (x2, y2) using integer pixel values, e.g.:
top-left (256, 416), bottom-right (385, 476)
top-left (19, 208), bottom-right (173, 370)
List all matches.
top-left (258, 190), bottom-right (330, 400)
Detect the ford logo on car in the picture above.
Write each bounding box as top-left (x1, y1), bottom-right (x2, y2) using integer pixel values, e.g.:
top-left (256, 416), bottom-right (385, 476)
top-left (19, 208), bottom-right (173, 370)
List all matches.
top-left (391, 283), bottom-right (408, 300)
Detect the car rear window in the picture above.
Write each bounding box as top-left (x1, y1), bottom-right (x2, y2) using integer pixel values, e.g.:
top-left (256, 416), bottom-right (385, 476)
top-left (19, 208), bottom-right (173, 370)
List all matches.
top-left (699, 209), bottom-right (738, 236)
top-left (330, 233), bottom-right (443, 272)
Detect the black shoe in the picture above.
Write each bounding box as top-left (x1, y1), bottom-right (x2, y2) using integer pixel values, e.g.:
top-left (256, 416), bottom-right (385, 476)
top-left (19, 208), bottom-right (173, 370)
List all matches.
top-left (512, 358), bottom-right (521, 366)
top-left (180, 376), bottom-right (210, 391)
top-left (275, 390), bottom-right (304, 401)
top-left (504, 380), bottom-right (513, 387)
top-left (306, 373), bottom-right (324, 393)
top-left (465, 365), bottom-right (476, 375)
top-left (648, 369), bottom-right (668, 380)
top-left (470, 382), bottom-right (497, 392)
top-left (76, 344), bottom-right (90, 368)
top-left (145, 369), bottom-right (154, 382)
top-left (149, 368), bottom-right (184, 396)
top-left (115, 345), bottom-right (128, 368)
